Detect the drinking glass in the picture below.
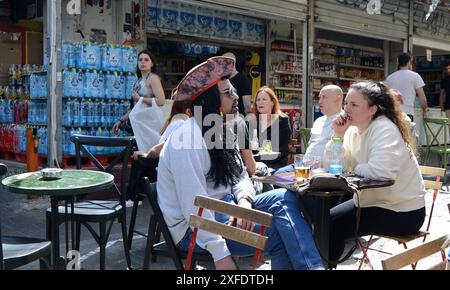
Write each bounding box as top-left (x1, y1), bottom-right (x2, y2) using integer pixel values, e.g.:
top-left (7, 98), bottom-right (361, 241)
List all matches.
top-left (261, 140), bottom-right (272, 153)
top-left (294, 154), bottom-right (309, 181)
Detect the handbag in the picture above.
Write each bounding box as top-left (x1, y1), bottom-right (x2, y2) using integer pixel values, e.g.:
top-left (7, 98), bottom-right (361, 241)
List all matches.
top-left (128, 97), bottom-right (164, 151)
top-left (295, 173), bottom-right (358, 196)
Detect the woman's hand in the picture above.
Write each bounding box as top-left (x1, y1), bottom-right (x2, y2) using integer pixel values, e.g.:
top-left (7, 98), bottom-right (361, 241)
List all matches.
top-left (332, 113), bottom-right (350, 138)
top-left (132, 150), bottom-right (147, 160)
top-left (227, 198), bottom-right (255, 232)
top-left (214, 255), bottom-right (237, 270)
top-left (112, 121), bottom-right (122, 135)
top-left (132, 92), bottom-right (140, 103)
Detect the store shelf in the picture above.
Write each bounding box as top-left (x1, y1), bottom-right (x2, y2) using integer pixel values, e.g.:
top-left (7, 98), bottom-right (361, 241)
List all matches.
top-left (271, 51), bottom-right (301, 57)
top-left (274, 87), bottom-right (302, 91)
top-left (279, 102), bottom-right (301, 109)
top-left (339, 77), bottom-right (364, 81)
top-left (416, 68), bottom-right (442, 72)
top-left (311, 74), bottom-right (338, 79)
top-left (273, 37), bottom-right (302, 44)
top-left (336, 63), bottom-right (384, 71)
top-left (273, 70), bottom-right (302, 75)
top-left (164, 72), bottom-right (184, 76)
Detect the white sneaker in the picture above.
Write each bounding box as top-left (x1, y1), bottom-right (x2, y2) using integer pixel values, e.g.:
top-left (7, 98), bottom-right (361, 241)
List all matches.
top-left (125, 200), bottom-right (142, 208)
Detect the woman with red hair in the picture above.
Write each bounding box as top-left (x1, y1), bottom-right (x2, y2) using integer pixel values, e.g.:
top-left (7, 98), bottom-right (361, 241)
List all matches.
top-left (251, 86), bottom-right (292, 169)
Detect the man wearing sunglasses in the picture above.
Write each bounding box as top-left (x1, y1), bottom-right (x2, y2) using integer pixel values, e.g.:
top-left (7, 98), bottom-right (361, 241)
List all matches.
top-left (222, 52), bottom-right (253, 116)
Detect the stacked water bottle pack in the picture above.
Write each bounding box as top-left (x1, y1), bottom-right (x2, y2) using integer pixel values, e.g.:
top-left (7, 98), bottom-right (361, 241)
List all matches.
top-left (60, 41), bottom-right (139, 156)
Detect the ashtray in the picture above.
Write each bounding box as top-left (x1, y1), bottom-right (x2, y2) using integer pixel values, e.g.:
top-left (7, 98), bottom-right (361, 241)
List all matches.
top-left (41, 168), bottom-right (63, 180)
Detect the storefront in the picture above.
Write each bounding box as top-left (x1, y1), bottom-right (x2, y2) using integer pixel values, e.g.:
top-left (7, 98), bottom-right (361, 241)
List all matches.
top-left (308, 0), bottom-right (411, 125)
top-left (145, 0), bottom-right (308, 137)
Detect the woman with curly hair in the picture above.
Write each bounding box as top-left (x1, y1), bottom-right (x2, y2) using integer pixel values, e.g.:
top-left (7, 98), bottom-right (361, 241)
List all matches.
top-left (329, 81), bottom-right (426, 264)
top-left (157, 56), bottom-right (323, 270)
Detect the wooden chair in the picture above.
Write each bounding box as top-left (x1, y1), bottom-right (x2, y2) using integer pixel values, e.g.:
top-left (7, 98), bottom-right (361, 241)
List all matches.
top-left (185, 195), bottom-right (272, 270)
top-left (0, 163), bottom-right (51, 270)
top-left (357, 165), bottom-right (445, 270)
top-left (141, 178), bottom-right (213, 270)
top-left (381, 234), bottom-right (449, 270)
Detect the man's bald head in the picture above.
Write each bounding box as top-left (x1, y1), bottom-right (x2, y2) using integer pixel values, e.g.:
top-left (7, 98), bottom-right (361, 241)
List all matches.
top-left (318, 85), bottom-right (343, 116)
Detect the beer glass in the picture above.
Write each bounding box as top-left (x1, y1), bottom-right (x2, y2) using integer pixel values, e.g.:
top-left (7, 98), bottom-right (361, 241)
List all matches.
top-left (294, 154), bottom-right (309, 181)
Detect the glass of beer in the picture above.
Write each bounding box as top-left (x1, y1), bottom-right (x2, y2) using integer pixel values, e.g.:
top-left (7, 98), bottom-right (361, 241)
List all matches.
top-left (294, 154), bottom-right (310, 181)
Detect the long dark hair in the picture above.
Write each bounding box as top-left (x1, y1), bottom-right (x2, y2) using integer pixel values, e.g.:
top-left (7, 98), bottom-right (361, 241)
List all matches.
top-left (350, 81), bottom-right (413, 150)
top-left (191, 84), bottom-right (243, 188)
top-left (160, 100), bottom-right (191, 134)
top-left (136, 50), bottom-right (159, 78)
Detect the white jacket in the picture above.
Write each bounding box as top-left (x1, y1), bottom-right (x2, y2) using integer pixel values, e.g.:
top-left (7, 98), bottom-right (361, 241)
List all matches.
top-left (343, 116), bottom-right (425, 212)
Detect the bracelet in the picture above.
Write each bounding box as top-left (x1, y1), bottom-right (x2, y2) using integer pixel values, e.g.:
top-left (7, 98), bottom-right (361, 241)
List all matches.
top-left (239, 195), bottom-right (254, 204)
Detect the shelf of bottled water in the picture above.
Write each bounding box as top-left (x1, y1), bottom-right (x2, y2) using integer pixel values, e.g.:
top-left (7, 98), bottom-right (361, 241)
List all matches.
top-left (59, 41), bottom-right (138, 156)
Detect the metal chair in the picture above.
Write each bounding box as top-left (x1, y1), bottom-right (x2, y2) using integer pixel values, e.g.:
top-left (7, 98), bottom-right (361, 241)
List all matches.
top-left (0, 163), bottom-right (51, 270)
top-left (357, 165), bottom-right (446, 270)
top-left (423, 117), bottom-right (450, 182)
top-left (141, 178), bottom-right (213, 270)
top-left (300, 128), bottom-right (311, 154)
top-left (45, 134), bottom-right (134, 270)
top-left (185, 195), bottom-right (273, 270)
top-left (381, 234), bottom-right (449, 270)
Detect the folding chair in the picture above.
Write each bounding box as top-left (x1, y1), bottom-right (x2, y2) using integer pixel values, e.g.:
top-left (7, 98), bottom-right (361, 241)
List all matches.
top-left (185, 195), bottom-right (272, 270)
top-left (381, 234), bottom-right (449, 270)
top-left (357, 165), bottom-right (445, 270)
top-left (422, 117), bottom-right (450, 182)
top-left (141, 178), bottom-right (213, 270)
top-left (45, 134), bottom-right (134, 270)
top-left (0, 163), bottom-right (51, 270)
top-left (300, 128), bottom-right (311, 154)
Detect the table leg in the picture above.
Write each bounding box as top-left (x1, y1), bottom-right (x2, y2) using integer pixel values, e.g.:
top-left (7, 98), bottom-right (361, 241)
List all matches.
top-left (50, 196), bottom-right (61, 269)
top-left (314, 197), bottom-right (331, 269)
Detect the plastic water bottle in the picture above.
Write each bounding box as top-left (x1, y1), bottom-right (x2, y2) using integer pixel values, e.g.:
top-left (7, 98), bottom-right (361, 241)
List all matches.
top-left (63, 99), bottom-right (71, 126)
top-left (250, 129), bottom-right (259, 151)
top-left (86, 99), bottom-right (94, 127)
top-left (324, 137), bottom-right (344, 175)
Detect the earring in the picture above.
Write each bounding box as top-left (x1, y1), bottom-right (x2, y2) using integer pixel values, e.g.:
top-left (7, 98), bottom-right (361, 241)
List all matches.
top-left (219, 107), bottom-right (224, 117)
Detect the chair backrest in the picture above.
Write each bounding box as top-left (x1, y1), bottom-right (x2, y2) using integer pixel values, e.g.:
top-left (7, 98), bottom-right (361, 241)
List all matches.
top-left (423, 117), bottom-right (449, 149)
top-left (300, 128), bottom-right (311, 153)
top-left (70, 134), bottom-right (135, 198)
top-left (381, 234), bottom-right (449, 270)
top-left (419, 165), bottom-right (445, 234)
top-left (186, 195), bottom-right (272, 269)
top-left (142, 177), bottom-right (185, 269)
top-left (0, 163), bottom-right (6, 267)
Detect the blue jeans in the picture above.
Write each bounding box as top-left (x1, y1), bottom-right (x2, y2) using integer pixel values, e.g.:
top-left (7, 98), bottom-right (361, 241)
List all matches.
top-left (178, 188), bottom-right (324, 270)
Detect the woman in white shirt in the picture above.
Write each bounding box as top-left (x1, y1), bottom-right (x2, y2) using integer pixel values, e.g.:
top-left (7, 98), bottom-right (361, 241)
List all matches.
top-left (330, 81), bottom-right (426, 264)
top-left (158, 56), bottom-right (323, 270)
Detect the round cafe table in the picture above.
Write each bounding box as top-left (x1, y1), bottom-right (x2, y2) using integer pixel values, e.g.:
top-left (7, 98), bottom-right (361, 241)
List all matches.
top-left (1, 169), bottom-right (114, 269)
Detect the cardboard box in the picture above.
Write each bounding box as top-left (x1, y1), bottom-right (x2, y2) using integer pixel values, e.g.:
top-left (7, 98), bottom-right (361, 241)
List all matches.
top-left (0, 40), bottom-right (21, 85)
top-left (25, 32), bottom-right (43, 65)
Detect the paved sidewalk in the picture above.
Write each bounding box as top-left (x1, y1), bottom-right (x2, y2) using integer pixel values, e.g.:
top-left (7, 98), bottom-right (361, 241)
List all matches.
top-left (1, 177), bottom-right (449, 270)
